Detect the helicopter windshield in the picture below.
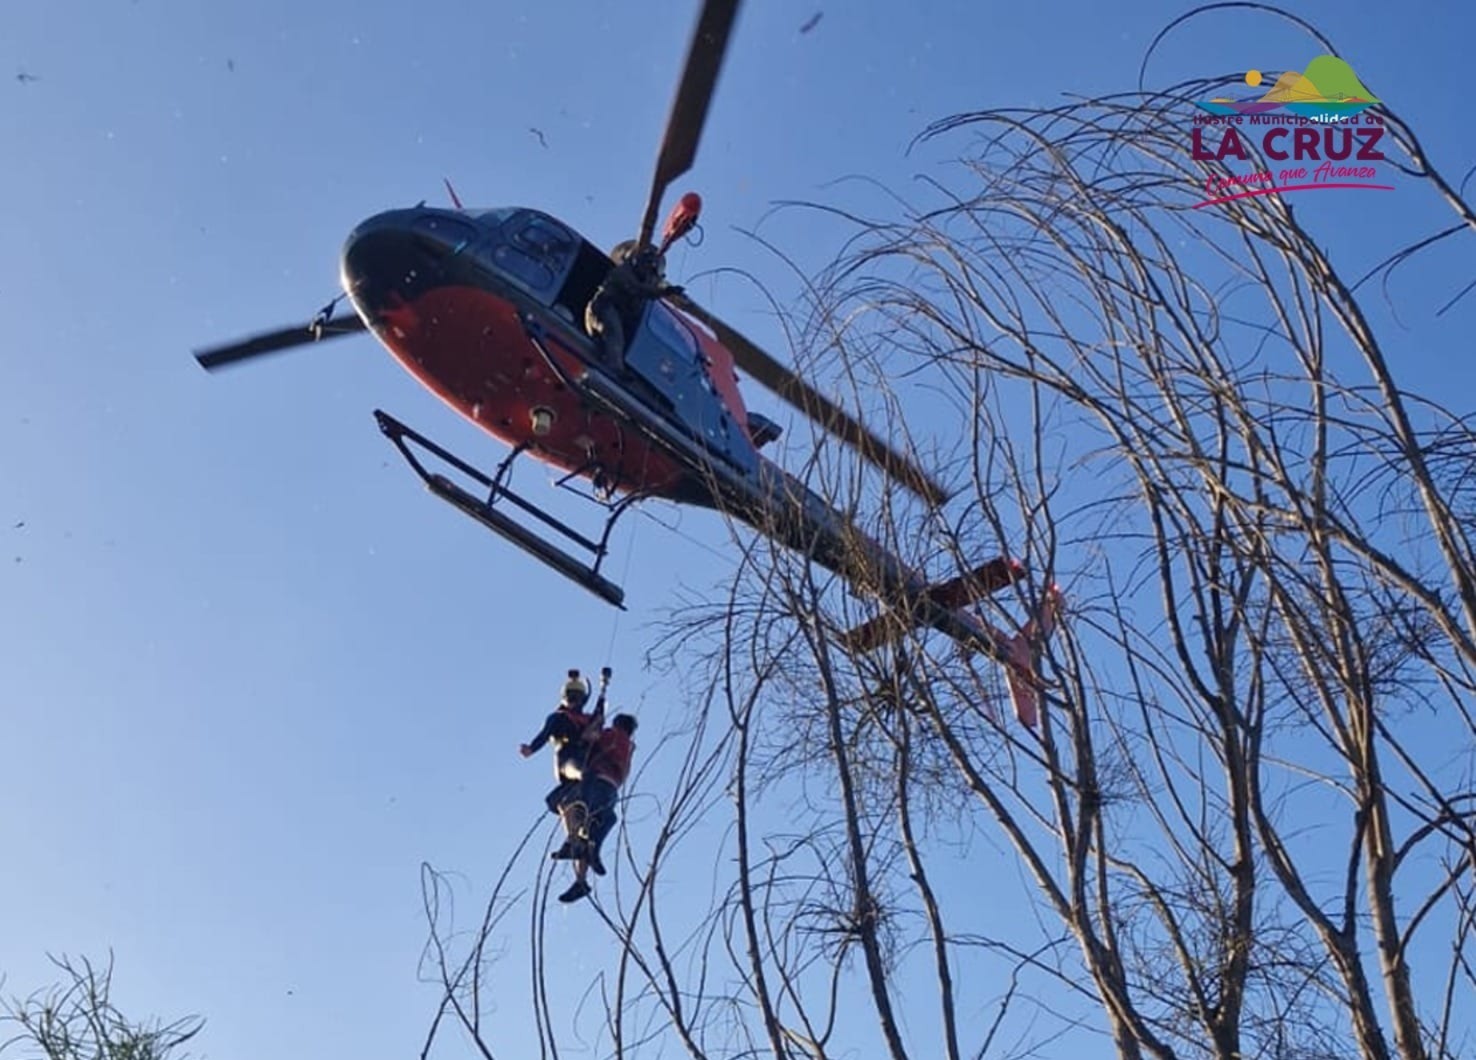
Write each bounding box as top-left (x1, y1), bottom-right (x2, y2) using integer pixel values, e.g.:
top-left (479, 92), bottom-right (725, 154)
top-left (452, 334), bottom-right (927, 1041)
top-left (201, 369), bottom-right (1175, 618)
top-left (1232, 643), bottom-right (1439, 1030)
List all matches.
top-left (414, 213), bottom-right (478, 247)
top-left (484, 212), bottom-right (579, 299)
top-left (509, 215), bottom-right (576, 262)
top-left (475, 207), bottom-right (520, 227)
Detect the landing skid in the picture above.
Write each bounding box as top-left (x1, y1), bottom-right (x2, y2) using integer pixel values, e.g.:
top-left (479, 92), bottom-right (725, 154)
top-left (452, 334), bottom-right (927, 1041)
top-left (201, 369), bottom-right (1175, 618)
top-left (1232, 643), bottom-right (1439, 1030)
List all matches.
top-left (375, 410), bottom-right (636, 609)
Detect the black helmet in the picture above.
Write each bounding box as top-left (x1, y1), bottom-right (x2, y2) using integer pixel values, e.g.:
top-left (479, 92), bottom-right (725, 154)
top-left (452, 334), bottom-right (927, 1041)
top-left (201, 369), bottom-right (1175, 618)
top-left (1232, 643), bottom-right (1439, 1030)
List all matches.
top-left (631, 245), bottom-right (663, 278)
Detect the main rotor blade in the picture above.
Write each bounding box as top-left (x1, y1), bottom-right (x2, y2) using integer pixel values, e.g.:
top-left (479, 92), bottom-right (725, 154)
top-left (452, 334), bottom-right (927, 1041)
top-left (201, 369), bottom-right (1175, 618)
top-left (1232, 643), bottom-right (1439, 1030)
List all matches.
top-left (637, 0), bottom-right (741, 248)
top-left (672, 295), bottom-right (950, 506)
top-left (193, 313), bottom-right (368, 372)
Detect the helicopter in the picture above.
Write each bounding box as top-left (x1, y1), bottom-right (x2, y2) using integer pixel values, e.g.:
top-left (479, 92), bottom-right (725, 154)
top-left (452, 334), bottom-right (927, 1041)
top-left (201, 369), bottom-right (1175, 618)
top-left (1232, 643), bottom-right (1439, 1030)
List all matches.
top-left (193, 0), bottom-right (1061, 722)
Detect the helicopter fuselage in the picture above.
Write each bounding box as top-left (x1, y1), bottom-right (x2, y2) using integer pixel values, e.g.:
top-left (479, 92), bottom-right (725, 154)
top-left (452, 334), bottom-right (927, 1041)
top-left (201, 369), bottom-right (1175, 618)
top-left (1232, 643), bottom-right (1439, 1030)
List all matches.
top-left (341, 205), bottom-right (762, 509)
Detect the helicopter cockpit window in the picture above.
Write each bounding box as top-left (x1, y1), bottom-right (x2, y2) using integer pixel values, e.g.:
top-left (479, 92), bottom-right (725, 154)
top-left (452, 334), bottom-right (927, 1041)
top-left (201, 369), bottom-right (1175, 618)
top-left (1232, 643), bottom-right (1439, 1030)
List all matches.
top-left (510, 216), bottom-right (576, 266)
top-left (475, 207), bottom-right (520, 228)
top-left (491, 243), bottom-right (556, 293)
top-left (645, 304), bottom-right (715, 392)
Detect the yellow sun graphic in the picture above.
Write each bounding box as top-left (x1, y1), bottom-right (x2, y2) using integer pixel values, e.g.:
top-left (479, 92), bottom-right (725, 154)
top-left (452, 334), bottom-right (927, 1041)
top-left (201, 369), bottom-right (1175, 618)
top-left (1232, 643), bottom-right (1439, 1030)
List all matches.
top-left (1245, 69), bottom-right (1263, 87)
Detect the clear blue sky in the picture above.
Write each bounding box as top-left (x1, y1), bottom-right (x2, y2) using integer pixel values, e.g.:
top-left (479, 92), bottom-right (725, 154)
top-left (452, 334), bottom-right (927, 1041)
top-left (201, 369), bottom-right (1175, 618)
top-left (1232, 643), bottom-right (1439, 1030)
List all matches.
top-left (2, 2), bottom-right (1470, 1056)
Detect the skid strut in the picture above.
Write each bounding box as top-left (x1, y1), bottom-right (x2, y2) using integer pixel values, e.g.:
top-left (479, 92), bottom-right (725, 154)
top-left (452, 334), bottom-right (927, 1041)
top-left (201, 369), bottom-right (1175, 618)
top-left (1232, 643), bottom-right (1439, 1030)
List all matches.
top-left (374, 409), bottom-right (633, 609)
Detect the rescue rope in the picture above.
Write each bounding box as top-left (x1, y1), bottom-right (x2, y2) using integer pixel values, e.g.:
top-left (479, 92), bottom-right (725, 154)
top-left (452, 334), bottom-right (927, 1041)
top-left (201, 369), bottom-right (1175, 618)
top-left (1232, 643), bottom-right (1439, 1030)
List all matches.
top-left (604, 516), bottom-right (638, 663)
top-left (603, 430), bottom-right (654, 661)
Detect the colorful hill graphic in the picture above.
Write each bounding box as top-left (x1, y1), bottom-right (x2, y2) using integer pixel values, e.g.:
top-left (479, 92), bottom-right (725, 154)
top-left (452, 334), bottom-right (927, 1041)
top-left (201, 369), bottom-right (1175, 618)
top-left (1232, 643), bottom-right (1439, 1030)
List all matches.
top-left (1199, 55), bottom-right (1379, 120)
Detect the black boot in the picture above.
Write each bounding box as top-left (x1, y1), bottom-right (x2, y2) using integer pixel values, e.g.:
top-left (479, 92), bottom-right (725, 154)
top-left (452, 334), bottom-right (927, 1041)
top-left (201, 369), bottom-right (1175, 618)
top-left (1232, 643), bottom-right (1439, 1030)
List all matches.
top-left (558, 879), bottom-right (592, 903)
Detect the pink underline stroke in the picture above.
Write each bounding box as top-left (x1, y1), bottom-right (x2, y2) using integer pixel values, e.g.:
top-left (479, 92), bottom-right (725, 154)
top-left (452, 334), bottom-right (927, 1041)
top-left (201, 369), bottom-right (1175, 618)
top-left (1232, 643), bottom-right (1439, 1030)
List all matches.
top-left (1194, 183), bottom-right (1396, 208)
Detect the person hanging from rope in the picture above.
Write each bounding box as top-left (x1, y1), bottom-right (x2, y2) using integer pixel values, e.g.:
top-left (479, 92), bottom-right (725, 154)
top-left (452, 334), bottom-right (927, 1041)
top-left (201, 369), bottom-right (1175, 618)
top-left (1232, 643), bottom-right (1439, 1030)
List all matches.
top-left (554, 712), bottom-right (638, 904)
top-left (519, 667), bottom-right (610, 817)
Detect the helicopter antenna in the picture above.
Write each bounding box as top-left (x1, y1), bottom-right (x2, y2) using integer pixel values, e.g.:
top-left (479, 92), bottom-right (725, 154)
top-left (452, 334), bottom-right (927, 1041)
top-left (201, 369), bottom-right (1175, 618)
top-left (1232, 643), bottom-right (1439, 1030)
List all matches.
top-left (443, 178), bottom-right (464, 211)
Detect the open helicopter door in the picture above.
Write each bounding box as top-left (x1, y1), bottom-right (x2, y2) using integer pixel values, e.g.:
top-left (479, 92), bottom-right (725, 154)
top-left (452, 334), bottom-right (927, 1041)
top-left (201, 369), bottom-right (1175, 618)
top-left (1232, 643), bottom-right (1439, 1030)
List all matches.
top-left (374, 410), bottom-right (632, 609)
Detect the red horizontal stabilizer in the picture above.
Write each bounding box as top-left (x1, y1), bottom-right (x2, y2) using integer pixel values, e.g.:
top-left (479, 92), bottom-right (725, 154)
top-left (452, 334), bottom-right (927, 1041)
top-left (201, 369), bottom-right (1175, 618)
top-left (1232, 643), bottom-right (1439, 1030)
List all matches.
top-left (842, 557), bottom-right (1025, 653)
top-left (1002, 583), bottom-right (1063, 728)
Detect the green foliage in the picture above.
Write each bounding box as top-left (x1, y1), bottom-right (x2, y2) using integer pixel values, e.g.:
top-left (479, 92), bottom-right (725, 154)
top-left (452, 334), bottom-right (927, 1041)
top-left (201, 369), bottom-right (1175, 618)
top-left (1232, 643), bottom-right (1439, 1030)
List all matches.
top-left (1, 955), bottom-right (202, 1060)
